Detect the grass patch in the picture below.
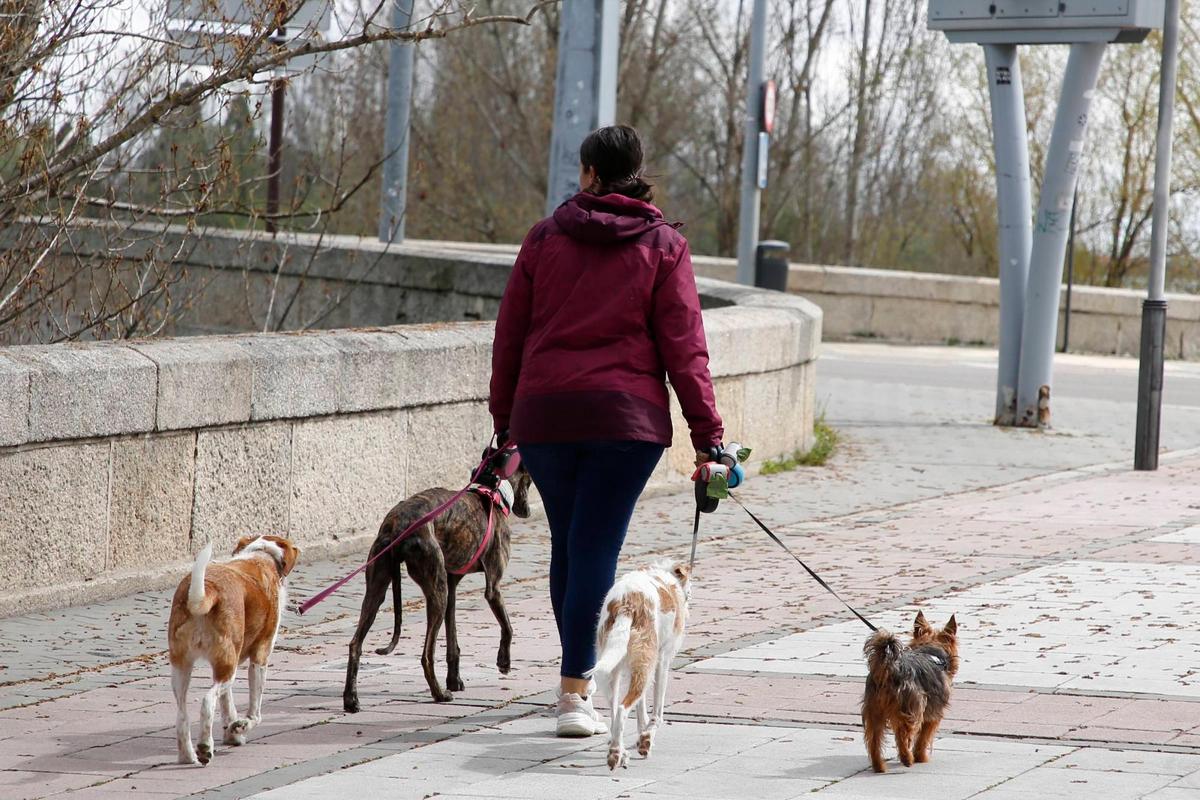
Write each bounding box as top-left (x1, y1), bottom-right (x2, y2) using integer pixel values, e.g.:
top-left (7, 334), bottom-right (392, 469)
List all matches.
top-left (761, 417), bottom-right (839, 474)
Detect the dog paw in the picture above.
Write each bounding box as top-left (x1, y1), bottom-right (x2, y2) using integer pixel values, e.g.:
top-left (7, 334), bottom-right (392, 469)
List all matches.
top-left (447, 676), bottom-right (465, 692)
top-left (915, 752), bottom-right (930, 764)
top-left (433, 690), bottom-right (454, 703)
top-left (196, 743), bottom-right (213, 766)
top-left (178, 750), bottom-right (200, 766)
top-left (343, 697), bottom-right (360, 714)
top-left (224, 719), bottom-right (249, 746)
top-left (607, 749), bottom-right (627, 771)
top-left (497, 651), bottom-right (511, 674)
top-left (637, 733), bottom-right (654, 758)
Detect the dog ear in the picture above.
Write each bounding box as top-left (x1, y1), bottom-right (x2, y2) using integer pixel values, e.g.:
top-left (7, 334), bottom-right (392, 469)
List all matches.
top-left (264, 536), bottom-right (300, 576)
top-left (232, 534), bottom-right (257, 555)
top-left (914, 610), bottom-right (931, 638)
top-left (944, 614), bottom-right (957, 636)
top-left (672, 563), bottom-right (691, 585)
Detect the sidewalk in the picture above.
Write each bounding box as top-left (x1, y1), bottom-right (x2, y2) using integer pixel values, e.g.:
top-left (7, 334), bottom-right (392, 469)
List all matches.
top-left (4, 345), bottom-right (1200, 799)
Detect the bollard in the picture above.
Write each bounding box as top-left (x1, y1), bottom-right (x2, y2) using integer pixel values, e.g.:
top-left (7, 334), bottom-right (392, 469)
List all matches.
top-left (755, 240), bottom-right (790, 292)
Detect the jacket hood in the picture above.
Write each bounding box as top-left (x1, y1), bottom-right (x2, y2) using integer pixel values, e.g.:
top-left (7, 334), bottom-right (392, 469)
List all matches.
top-left (552, 192), bottom-right (675, 244)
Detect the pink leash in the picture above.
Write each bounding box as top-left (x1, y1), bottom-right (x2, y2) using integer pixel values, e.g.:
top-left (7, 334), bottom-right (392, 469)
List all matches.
top-left (298, 445), bottom-right (495, 615)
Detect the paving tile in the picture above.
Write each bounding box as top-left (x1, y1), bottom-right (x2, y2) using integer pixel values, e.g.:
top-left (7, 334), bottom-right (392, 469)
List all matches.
top-left (973, 766), bottom-right (1177, 799)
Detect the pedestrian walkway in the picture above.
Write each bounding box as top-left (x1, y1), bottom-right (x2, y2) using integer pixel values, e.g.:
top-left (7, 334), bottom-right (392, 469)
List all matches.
top-left (4, 344), bottom-right (1200, 799)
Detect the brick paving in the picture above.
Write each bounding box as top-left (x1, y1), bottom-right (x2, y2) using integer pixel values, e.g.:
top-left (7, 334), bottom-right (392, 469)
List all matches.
top-left (4, 345), bottom-right (1200, 799)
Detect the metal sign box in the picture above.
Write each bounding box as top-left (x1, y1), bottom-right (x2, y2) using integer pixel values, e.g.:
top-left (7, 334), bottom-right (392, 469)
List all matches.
top-left (165, 0), bottom-right (331, 33)
top-left (928, 0), bottom-right (1165, 43)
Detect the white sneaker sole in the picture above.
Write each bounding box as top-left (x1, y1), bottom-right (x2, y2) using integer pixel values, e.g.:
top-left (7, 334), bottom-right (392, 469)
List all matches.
top-left (556, 712), bottom-right (606, 737)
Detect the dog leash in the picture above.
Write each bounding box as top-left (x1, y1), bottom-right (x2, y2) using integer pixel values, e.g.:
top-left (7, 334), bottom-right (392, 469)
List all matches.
top-left (728, 491), bottom-right (877, 632)
top-left (686, 504), bottom-right (701, 575)
top-left (298, 440), bottom-right (499, 615)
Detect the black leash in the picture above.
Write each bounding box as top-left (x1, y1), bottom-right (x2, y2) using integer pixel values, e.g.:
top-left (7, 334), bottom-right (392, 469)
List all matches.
top-left (727, 491), bottom-right (878, 632)
top-left (687, 504), bottom-right (701, 574)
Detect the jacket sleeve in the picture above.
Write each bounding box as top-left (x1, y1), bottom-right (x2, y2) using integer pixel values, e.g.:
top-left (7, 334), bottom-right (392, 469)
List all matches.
top-left (651, 239), bottom-right (724, 452)
top-left (488, 230), bottom-right (538, 435)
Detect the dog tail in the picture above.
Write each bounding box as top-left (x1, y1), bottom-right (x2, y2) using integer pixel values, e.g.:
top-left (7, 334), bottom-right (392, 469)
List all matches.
top-left (187, 543), bottom-right (215, 617)
top-left (587, 598), bottom-right (659, 710)
top-left (588, 615), bottom-right (631, 690)
top-left (863, 629), bottom-right (904, 681)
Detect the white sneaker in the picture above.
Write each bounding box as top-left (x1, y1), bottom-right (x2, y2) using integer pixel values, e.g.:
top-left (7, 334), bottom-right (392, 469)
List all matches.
top-left (556, 689), bottom-right (607, 737)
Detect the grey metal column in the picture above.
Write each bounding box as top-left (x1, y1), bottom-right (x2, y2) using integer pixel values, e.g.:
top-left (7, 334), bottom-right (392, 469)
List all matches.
top-left (377, 0), bottom-right (415, 243)
top-left (983, 44), bottom-right (1032, 426)
top-left (1015, 42), bottom-right (1105, 427)
top-left (1135, 0), bottom-right (1181, 470)
top-left (735, 0), bottom-right (768, 285)
top-left (545, 0), bottom-right (618, 216)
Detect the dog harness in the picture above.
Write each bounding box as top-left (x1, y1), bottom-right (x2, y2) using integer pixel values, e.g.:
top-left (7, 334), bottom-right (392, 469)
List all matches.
top-left (447, 484), bottom-right (511, 576)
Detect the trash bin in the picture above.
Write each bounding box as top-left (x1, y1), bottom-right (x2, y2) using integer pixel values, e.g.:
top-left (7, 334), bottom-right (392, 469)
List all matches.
top-left (755, 240), bottom-right (790, 291)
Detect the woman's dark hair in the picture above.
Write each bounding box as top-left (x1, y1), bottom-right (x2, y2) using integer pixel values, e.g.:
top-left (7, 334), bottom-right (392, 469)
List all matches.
top-left (579, 124), bottom-right (654, 202)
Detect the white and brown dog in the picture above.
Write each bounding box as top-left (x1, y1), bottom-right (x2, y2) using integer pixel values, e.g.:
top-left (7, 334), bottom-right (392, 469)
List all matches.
top-left (168, 534), bottom-right (300, 765)
top-left (589, 561), bottom-right (690, 770)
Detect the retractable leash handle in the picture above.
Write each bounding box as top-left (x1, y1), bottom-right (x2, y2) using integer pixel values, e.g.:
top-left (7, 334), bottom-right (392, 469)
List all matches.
top-left (692, 442), bottom-right (748, 514)
top-left (688, 441), bottom-right (751, 573)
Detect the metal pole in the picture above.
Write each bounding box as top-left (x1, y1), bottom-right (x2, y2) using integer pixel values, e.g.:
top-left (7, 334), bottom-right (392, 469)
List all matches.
top-left (1135, 0), bottom-right (1181, 470)
top-left (1015, 42), bottom-right (1105, 428)
top-left (1062, 189), bottom-right (1077, 353)
top-left (735, 0), bottom-right (768, 285)
top-left (983, 44), bottom-right (1032, 426)
top-left (265, 71), bottom-right (285, 235)
top-left (545, 0), bottom-right (619, 217)
top-left (378, 0), bottom-right (415, 243)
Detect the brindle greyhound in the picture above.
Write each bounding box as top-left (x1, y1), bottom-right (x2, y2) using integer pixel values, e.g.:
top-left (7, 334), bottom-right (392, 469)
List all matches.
top-left (343, 466), bottom-right (532, 709)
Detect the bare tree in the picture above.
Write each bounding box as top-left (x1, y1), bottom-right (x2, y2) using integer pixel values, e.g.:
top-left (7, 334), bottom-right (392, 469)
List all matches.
top-left (0, 0), bottom-right (551, 343)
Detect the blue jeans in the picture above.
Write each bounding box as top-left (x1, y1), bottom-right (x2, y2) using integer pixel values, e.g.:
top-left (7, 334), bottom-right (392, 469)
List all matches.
top-left (518, 440), bottom-right (664, 679)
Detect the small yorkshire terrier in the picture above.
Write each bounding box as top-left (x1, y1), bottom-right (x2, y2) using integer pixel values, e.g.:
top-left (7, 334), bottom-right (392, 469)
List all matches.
top-left (861, 611), bottom-right (958, 773)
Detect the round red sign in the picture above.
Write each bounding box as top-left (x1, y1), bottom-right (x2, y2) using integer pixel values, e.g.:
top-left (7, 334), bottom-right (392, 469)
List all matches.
top-left (762, 79), bottom-right (776, 134)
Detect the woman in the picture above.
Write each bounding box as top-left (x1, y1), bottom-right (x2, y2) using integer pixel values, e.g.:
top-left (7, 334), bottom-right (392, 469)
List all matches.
top-left (489, 125), bottom-right (723, 736)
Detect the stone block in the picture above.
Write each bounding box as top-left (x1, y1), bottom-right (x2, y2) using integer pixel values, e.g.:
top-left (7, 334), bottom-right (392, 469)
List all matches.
top-left (129, 338), bottom-right (253, 430)
top-left (236, 334), bottom-right (343, 421)
top-left (665, 389), bottom-right (694, 479)
top-left (406, 402), bottom-right (491, 495)
top-left (741, 369), bottom-right (787, 463)
top-left (808, 292), bottom-right (874, 340)
top-left (323, 329), bottom-right (413, 413)
top-left (191, 423), bottom-right (292, 554)
top-left (869, 297), bottom-right (997, 345)
top-left (452, 325), bottom-right (500, 398)
top-left (1059, 311), bottom-right (1131, 357)
top-left (16, 343), bottom-right (156, 442)
top-left (108, 433), bottom-right (196, 570)
top-left (349, 282), bottom-right (404, 328)
top-left (0, 442), bottom-right (110, 589)
top-left (1178, 320), bottom-right (1200, 361)
top-left (289, 411), bottom-right (408, 546)
top-left (714, 377), bottom-right (747, 452)
top-left (707, 308), bottom-right (807, 378)
top-left (396, 326), bottom-right (490, 406)
top-left (0, 352), bottom-right (30, 446)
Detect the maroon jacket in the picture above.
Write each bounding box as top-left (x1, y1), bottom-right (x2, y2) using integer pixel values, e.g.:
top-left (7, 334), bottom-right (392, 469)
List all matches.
top-left (489, 192), bottom-right (724, 452)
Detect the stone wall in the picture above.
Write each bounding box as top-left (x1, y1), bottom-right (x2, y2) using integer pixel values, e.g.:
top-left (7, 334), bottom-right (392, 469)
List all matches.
top-left (25, 223), bottom-right (519, 339)
top-left (0, 274), bottom-right (822, 615)
top-left (693, 257), bottom-right (1200, 359)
